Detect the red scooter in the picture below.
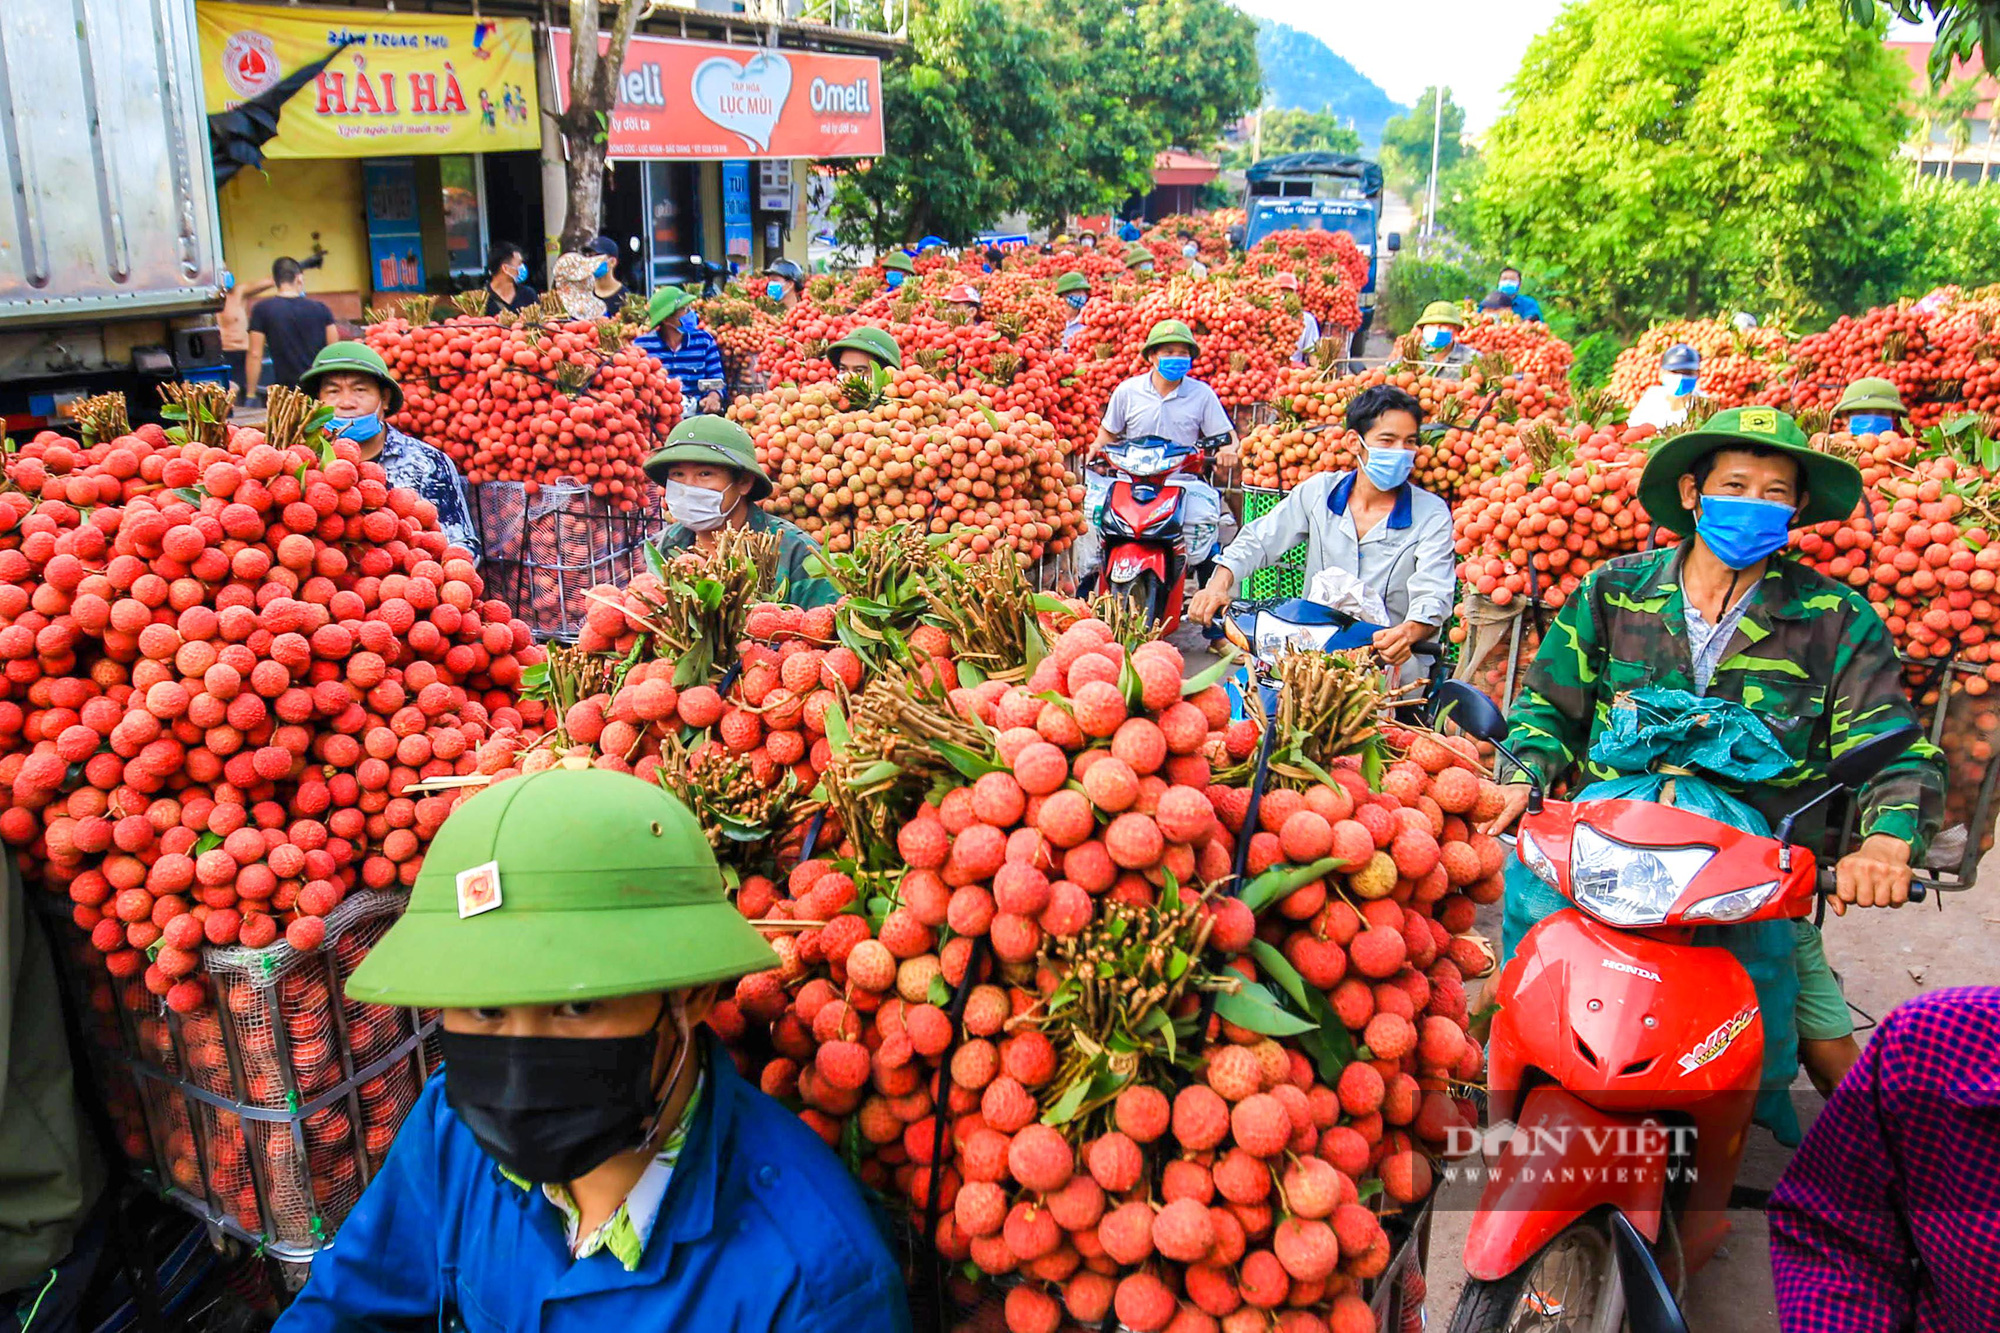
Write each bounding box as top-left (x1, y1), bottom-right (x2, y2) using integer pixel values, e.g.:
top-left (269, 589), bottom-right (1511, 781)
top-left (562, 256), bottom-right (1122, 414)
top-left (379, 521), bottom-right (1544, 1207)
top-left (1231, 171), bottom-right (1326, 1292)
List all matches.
top-left (1093, 434), bottom-right (1223, 633)
top-left (1433, 680), bottom-right (1921, 1333)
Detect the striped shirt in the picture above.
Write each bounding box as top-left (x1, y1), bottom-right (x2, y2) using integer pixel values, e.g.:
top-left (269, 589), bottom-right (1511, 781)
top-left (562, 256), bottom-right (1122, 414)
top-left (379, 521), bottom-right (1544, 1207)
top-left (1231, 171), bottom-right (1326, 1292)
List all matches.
top-left (635, 326), bottom-right (728, 407)
top-left (373, 426), bottom-right (481, 562)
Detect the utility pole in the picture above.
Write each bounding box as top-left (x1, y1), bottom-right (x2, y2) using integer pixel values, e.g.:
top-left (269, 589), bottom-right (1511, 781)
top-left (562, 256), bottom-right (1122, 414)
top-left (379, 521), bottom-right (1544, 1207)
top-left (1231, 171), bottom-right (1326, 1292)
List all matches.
top-left (1252, 106), bottom-right (1263, 163)
top-left (1423, 87), bottom-right (1443, 239)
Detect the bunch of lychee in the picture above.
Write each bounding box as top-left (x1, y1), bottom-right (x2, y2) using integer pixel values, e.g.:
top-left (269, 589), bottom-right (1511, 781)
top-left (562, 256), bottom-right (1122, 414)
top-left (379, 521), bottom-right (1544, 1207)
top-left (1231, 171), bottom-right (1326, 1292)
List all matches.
top-left (706, 612), bottom-right (1501, 1329)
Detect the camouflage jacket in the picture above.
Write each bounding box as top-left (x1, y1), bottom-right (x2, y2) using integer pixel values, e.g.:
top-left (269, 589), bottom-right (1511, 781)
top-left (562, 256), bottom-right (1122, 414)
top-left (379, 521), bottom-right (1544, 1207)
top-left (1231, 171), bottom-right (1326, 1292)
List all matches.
top-left (657, 507), bottom-right (838, 609)
top-left (1506, 548), bottom-right (1944, 855)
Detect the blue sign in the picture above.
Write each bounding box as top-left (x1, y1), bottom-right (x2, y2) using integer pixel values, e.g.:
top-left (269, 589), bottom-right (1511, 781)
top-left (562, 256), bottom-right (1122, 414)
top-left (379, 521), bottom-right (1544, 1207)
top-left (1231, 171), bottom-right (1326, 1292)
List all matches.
top-left (976, 233), bottom-right (1031, 249)
top-left (363, 158), bottom-right (426, 293)
top-left (722, 162), bottom-right (753, 261)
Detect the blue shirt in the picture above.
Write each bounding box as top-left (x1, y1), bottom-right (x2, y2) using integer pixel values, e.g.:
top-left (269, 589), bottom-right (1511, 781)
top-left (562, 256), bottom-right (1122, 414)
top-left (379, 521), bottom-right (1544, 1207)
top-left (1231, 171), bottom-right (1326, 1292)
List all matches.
top-left (635, 326), bottom-right (728, 409)
top-left (1508, 291), bottom-right (1543, 322)
top-left (274, 1039), bottom-right (910, 1333)
top-left (375, 425), bottom-right (481, 562)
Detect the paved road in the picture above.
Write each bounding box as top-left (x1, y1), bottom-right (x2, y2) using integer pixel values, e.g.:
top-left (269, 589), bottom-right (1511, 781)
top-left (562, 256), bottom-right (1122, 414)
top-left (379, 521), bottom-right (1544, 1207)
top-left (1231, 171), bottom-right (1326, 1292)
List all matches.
top-left (1171, 632), bottom-right (2000, 1329)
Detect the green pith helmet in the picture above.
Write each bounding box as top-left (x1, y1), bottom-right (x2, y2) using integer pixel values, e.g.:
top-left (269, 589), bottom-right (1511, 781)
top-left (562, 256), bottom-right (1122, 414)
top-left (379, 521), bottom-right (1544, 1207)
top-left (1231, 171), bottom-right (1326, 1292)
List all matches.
top-left (825, 325), bottom-right (902, 370)
top-left (1416, 301), bottom-right (1467, 330)
top-left (1055, 272), bottom-right (1089, 296)
top-left (1125, 248), bottom-right (1157, 271)
top-left (298, 341), bottom-right (403, 415)
top-left (880, 252), bottom-right (915, 275)
top-left (1833, 376), bottom-right (1906, 417)
top-left (344, 769), bottom-right (777, 1008)
top-left (1638, 405), bottom-right (1864, 539)
top-left (642, 415), bottom-right (773, 502)
top-left (647, 286), bottom-right (698, 328)
top-left (1143, 318), bottom-right (1199, 358)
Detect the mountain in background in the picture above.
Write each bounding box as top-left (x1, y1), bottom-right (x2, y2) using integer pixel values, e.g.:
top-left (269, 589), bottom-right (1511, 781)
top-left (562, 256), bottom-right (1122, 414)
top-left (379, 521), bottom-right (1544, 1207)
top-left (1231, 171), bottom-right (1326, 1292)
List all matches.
top-left (1254, 19), bottom-right (1405, 147)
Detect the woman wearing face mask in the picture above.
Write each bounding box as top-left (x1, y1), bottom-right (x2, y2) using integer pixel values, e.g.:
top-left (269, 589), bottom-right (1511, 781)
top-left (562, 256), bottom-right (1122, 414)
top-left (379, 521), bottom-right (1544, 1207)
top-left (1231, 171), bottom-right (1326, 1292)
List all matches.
top-left (483, 242), bottom-right (540, 316)
top-left (1411, 301), bottom-right (1477, 381)
top-left (635, 288), bottom-right (728, 414)
top-left (1056, 272), bottom-right (1091, 348)
top-left (1629, 342), bottom-right (1707, 429)
top-left (762, 258), bottom-right (807, 311)
top-left (273, 769), bottom-right (912, 1333)
top-left (1830, 376), bottom-right (1906, 439)
top-left (1190, 385), bottom-right (1454, 681)
top-left (642, 417), bottom-right (836, 607)
top-left (588, 235), bottom-right (630, 315)
top-left (1177, 233), bottom-right (1209, 280)
top-left (1481, 408), bottom-right (1944, 1100)
top-left (1124, 247), bottom-right (1158, 278)
top-left (297, 343), bottom-right (481, 560)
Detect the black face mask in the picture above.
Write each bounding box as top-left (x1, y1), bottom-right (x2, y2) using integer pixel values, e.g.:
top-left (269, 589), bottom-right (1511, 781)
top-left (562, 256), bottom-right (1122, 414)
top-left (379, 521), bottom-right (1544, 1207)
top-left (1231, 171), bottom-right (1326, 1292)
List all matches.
top-left (440, 1003), bottom-right (675, 1184)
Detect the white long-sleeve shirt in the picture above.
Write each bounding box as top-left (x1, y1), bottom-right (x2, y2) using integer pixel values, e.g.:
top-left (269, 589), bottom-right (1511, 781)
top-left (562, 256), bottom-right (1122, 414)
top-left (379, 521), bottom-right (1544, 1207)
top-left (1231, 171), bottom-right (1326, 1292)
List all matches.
top-left (1216, 470), bottom-right (1456, 629)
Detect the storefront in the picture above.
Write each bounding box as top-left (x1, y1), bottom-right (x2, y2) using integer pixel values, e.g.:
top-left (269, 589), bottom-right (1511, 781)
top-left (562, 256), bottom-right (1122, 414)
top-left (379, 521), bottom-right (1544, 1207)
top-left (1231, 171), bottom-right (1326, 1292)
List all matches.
top-left (548, 31), bottom-right (884, 290)
top-left (198, 2), bottom-right (543, 318)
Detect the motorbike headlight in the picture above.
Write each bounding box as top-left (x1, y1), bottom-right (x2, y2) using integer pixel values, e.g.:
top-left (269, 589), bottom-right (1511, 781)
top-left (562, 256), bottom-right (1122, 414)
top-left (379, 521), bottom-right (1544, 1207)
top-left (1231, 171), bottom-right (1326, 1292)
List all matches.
top-left (1569, 824), bottom-right (1715, 927)
top-left (1682, 880), bottom-right (1780, 924)
top-left (1516, 828), bottom-right (1559, 889)
top-left (1254, 615), bottom-right (1336, 661)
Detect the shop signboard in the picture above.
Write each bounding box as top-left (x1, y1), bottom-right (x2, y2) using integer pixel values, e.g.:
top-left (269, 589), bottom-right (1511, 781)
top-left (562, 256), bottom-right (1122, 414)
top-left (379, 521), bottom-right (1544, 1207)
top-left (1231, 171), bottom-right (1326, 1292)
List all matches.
top-left (549, 30), bottom-right (884, 160)
top-left (198, 2), bottom-right (539, 158)
top-left (363, 159), bottom-right (425, 292)
top-left (722, 163), bottom-right (754, 260)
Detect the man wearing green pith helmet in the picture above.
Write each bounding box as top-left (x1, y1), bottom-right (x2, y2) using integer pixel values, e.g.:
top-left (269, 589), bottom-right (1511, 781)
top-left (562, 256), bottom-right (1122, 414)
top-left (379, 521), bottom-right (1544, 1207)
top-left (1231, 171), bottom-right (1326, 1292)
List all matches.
top-left (275, 769), bottom-right (910, 1333)
top-left (643, 416), bottom-right (838, 607)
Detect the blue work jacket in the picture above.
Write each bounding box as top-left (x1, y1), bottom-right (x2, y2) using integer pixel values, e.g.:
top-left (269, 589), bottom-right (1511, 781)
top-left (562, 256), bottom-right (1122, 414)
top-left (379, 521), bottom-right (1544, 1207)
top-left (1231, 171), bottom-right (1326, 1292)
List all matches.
top-left (275, 1040), bottom-right (911, 1333)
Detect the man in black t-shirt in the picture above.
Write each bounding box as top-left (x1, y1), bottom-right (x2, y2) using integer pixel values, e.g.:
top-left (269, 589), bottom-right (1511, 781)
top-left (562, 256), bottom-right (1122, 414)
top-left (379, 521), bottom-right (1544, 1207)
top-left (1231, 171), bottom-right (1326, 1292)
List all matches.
top-left (246, 256), bottom-right (337, 401)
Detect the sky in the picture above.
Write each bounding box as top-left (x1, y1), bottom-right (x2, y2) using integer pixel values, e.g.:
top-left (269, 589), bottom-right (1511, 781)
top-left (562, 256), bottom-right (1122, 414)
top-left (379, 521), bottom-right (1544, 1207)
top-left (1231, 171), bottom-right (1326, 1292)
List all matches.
top-left (1238, 0), bottom-right (1941, 135)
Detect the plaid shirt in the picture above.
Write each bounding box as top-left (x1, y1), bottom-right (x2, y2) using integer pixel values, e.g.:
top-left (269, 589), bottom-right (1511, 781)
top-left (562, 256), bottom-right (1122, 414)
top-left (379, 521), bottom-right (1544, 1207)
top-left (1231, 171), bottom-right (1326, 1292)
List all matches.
top-left (1770, 987), bottom-right (2000, 1332)
top-left (374, 426), bottom-right (481, 562)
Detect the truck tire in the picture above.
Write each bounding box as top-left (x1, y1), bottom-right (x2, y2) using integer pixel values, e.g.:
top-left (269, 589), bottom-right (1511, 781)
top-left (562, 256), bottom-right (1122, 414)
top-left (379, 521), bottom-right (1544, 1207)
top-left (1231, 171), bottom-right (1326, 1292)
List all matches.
top-left (1446, 1218), bottom-right (1623, 1333)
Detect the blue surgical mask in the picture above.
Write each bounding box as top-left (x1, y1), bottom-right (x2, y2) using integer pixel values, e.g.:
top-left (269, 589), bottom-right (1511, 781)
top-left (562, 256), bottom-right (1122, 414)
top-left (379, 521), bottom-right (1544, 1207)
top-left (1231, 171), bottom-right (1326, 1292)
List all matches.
top-left (331, 413), bottom-right (382, 442)
top-left (766, 280), bottom-right (787, 302)
top-left (1847, 413), bottom-right (1894, 436)
top-left (595, 259), bottom-right (612, 278)
top-left (1065, 292), bottom-right (1087, 311)
top-left (1695, 495), bottom-right (1794, 570)
top-left (1363, 446), bottom-right (1416, 491)
top-left (1155, 356), bottom-right (1192, 383)
top-left (220, 271), bottom-right (235, 292)
top-left (885, 270), bottom-right (905, 289)
top-left (1665, 372), bottom-right (1698, 397)
top-left (1182, 243), bottom-right (1199, 258)
top-left (1423, 327), bottom-right (1453, 351)
top-left (1498, 279), bottom-right (1520, 295)
top-left (515, 263), bottom-right (529, 281)
top-left (678, 310), bottom-right (699, 333)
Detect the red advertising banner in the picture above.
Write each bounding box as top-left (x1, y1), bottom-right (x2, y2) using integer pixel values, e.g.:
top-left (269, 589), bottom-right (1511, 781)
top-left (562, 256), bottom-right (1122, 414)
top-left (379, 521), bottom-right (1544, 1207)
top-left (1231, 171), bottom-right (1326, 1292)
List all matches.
top-left (548, 30), bottom-right (883, 160)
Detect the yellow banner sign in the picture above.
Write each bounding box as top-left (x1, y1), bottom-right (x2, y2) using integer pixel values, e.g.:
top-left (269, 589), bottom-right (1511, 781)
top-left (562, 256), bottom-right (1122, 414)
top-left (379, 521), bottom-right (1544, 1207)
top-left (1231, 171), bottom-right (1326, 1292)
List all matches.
top-left (198, 2), bottom-right (538, 158)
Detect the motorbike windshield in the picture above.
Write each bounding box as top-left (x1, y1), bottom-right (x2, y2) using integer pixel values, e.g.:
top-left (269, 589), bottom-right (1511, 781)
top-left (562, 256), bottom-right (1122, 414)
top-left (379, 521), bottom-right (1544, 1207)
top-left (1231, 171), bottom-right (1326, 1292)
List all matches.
top-left (1108, 441), bottom-right (1181, 475)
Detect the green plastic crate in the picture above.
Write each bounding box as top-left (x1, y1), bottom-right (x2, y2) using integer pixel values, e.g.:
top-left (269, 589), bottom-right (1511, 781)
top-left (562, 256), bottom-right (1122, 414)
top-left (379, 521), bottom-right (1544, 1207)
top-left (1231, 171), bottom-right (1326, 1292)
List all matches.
top-left (1240, 487), bottom-right (1307, 599)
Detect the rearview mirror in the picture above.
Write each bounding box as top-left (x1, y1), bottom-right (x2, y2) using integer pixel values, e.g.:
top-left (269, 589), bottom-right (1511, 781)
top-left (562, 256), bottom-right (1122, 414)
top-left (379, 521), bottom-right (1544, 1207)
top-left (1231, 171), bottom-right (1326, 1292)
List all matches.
top-left (1434, 680), bottom-right (1506, 743)
top-left (1386, 232), bottom-right (1402, 253)
top-left (1829, 725), bottom-right (1922, 789)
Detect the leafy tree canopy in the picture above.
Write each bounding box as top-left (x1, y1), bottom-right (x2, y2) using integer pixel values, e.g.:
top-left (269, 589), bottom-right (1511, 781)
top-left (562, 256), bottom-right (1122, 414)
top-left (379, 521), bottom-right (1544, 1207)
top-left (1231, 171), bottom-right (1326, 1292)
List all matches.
top-left (1221, 108), bottom-right (1363, 170)
top-left (1475, 0), bottom-right (1910, 335)
top-left (1379, 87), bottom-right (1468, 195)
top-left (829, 0), bottom-right (1259, 246)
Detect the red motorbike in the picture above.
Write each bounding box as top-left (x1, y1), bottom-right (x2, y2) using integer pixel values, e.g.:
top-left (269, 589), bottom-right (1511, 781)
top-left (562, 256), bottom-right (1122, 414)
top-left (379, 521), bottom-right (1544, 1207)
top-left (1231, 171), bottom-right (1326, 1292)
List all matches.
top-left (1434, 680), bottom-right (1921, 1333)
top-left (1093, 435), bottom-right (1224, 633)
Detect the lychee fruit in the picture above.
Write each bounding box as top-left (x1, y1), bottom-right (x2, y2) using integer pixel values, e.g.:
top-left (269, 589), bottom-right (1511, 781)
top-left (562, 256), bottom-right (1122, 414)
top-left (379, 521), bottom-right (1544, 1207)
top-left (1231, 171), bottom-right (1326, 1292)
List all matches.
top-left (1082, 756), bottom-right (1140, 813)
top-left (1113, 1271), bottom-right (1177, 1333)
top-left (1350, 926), bottom-right (1407, 979)
top-left (1205, 1043), bottom-right (1263, 1101)
top-left (1279, 809), bottom-right (1333, 863)
top-left (1036, 790), bottom-right (1095, 849)
top-left (1071, 680), bottom-right (1128, 739)
top-left (1152, 1197), bottom-right (1218, 1263)
top-left (1097, 1200), bottom-right (1157, 1265)
top-left (1116, 1083), bottom-right (1171, 1143)
top-left (1173, 1084), bottom-right (1231, 1150)
top-left (1273, 1217), bottom-right (1339, 1281)
top-left (1008, 1123), bottom-right (1075, 1193)
top-left (1112, 718), bottom-right (1169, 775)
top-left (1281, 1157), bottom-right (1342, 1220)
top-left (1230, 1093), bottom-right (1292, 1158)
top-left (1087, 1131), bottom-right (1145, 1192)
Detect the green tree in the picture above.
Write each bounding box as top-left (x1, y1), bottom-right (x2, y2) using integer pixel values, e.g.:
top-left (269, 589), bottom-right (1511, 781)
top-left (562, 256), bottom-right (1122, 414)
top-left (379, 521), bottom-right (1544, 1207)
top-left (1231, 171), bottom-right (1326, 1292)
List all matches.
top-left (551, 0), bottom-right (649, 252)
top-left (1379, 87), bottom-right (1467, 196)
top-left (1222, 108), bottom-right (1364, 170)
top-left (1797, 1), bottom-right (2000, 81)
top-left (1475, 0), bottom-right (1909, 336)
top-left (828, 0), bottom-right (1259, 245)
